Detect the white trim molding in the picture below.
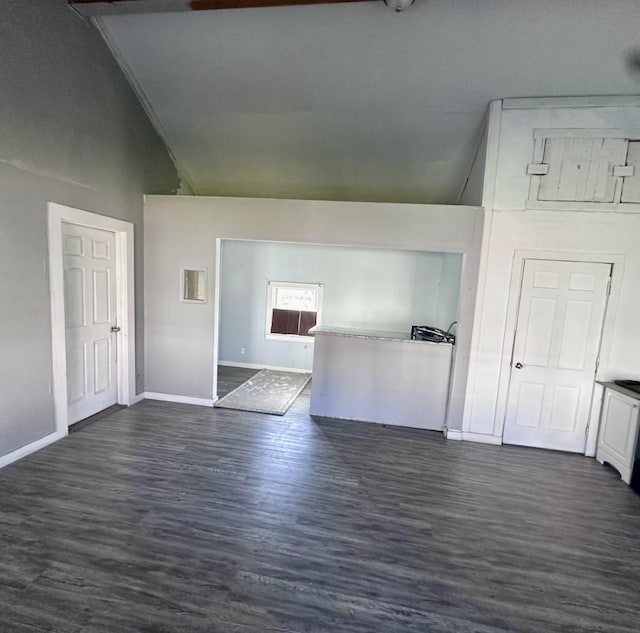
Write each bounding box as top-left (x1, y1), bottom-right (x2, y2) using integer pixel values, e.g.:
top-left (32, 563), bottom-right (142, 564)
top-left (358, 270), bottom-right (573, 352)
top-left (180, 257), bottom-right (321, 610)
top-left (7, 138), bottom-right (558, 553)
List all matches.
top-left (143, 392), bottom-right (216, 407)
top-left (503, 95), bottom-right (640, 110)
top-left (444, 428), bottom-right (502, 445)
top-left (48, 202), bottom-right (136, 435)
top-left (461, 432), bottom-right (503, 446)
top-left (212, 238), bottom-right (223, 411)
top-left (0, 430), bottom-right (67, 470)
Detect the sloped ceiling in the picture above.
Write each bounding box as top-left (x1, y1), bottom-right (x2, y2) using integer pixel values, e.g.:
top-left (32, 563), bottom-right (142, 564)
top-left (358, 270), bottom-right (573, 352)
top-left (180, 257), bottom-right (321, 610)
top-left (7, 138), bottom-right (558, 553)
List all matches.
top-left (96, 0), bottom-right (640, 202)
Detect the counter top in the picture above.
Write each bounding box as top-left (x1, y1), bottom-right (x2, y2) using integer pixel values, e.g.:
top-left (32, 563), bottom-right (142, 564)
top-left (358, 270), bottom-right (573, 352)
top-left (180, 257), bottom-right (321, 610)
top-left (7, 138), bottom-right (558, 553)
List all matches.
top-left (597, 381), bottom-right (640, 401)
top-left (309, 325), bottom-right (452, 345)
top-left (311, 324), bottom-right (453, 429)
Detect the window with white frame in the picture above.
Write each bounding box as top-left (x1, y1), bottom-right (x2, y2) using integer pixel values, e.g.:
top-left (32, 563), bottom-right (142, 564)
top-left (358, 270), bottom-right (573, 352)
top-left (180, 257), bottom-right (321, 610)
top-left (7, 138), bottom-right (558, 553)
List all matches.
top-left (266, 281), bottom-right (323, 341)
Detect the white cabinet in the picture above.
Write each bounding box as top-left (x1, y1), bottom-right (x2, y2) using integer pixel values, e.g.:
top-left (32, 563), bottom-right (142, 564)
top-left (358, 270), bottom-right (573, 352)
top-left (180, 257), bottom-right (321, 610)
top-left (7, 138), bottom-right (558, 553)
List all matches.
top-left (596, 385), bottom-right (640, 483)
top-left (527, 131), bottom-right (640, 208)
top-left (489, 99), bottom-right (640, 212)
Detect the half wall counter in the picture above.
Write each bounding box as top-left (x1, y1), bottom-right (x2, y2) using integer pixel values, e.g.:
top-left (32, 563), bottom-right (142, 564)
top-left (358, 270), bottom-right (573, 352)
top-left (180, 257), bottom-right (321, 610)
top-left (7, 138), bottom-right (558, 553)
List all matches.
top-left (309, 325), bottom-right (453, 430)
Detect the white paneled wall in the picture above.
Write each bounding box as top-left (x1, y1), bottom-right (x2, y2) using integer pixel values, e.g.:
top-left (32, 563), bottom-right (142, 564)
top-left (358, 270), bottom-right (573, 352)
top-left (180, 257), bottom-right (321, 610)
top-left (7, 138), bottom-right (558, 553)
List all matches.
top-left (463, 97), bottom-right (640, 448)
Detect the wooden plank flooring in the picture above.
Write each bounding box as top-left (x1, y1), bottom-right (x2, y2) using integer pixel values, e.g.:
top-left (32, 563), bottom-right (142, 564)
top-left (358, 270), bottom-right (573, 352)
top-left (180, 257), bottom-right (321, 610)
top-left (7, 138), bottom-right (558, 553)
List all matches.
top-left (217, 365), bottom-right (261, 398)
top-left (1, 387), bottom-right (640, 632)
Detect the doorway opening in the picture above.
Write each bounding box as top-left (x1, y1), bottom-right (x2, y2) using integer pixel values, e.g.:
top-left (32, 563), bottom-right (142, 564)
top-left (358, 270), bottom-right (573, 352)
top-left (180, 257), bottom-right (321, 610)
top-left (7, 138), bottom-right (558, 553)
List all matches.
top-left (48, 203), bottom-right (136, 434)
top-left (213, 238), bottom-right (464, 419)
top-left (497, 253), bottom-right (623, 454)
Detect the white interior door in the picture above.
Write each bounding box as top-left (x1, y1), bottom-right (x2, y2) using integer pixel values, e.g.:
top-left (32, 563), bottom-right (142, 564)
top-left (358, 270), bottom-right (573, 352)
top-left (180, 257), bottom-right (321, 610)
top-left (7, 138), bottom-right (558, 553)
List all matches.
top-left (63, 222), bottom-right (118, 424)
top-left (503, 259), bottom-right (611, 452)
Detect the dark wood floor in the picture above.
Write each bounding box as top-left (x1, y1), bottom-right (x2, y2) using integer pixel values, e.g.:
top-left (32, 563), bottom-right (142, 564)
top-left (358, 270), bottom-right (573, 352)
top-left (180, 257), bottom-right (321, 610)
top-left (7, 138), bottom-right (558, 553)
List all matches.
top-left (1, 387), bottom-right (640, 632)
top-left (217, 365), bottom-right (260, 398)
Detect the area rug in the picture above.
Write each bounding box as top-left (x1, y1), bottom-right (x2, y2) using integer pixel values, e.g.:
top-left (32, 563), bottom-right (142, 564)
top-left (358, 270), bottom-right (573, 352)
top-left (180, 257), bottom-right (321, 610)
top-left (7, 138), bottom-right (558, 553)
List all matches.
top-left (215, 369), bottom-right (311, 416)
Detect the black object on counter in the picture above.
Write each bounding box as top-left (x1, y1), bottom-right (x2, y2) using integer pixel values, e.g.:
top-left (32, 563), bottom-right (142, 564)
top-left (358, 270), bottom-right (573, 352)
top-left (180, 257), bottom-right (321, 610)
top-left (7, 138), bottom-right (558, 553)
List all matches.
top-left (614, 379), bottom-right (640, 394)
top-left (410, 325), bottom-right (455, 344)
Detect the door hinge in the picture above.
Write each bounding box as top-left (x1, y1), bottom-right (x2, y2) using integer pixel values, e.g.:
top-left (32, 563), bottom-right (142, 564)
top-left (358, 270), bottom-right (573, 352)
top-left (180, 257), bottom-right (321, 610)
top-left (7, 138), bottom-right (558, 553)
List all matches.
top-left (613, 165), bottom-right (635, 178)
top-left (527, 163), bottom-right (550, 176)
top-left (606, 278), bottom-right (612, 297)
top-left (595, 356), bottom-right (600, 376)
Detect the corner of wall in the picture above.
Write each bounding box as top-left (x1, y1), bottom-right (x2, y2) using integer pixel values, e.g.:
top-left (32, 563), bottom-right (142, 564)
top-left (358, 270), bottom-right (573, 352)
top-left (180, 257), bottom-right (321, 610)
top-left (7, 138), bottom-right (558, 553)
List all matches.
top-left (460, 99), bottom-right (503, 435)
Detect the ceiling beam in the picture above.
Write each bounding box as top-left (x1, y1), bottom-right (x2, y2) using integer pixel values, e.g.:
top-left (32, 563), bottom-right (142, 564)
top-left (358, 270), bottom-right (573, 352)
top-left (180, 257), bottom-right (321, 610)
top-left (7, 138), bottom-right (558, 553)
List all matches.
top-left (69, 0), bottom-right (373, 17)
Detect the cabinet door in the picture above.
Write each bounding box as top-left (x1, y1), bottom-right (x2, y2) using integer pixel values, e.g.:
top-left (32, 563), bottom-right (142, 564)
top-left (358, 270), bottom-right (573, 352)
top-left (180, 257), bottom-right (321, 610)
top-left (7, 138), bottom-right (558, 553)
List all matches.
top-left (537, 137), bottom-right (628, 203)
top-left (621, 141), bottom-right (640, 203)
top-left (527, 130), bottom-right (640, 208)
top-left (599, 389), bottom-right (639, 468)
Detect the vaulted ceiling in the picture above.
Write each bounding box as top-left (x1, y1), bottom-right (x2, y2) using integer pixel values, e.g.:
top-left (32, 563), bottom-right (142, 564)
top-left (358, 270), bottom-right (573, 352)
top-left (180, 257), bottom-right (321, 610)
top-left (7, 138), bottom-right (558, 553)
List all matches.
top-left (92, 0), bottom-right (640, 202)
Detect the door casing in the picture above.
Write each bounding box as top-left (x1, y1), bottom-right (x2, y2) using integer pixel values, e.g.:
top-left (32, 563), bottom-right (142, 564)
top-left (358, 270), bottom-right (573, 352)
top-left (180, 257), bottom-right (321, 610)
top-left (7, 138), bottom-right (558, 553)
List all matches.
top-left (494, 249), bottom-right (624, 455)
top-left (48, 203), bottom-right (136, 434)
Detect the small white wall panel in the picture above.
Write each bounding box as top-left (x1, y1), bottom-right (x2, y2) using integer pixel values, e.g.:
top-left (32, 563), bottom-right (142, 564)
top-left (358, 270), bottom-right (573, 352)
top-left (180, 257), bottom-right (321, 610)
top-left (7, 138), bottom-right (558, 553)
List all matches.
top-left (558, 301), bottom-right (592, 370)
top-left (523, 298), bottom-right (555, 366)
top-left (92, 269), bottom-right (111, 324)
top-left (64, 234), bottom-right (84, 257)
top-left (91, 239), bottom-right (110, 260)
top-left (64, 268), bottom-right (85, 328)
top-left (549, 386), bottom-right (580, 432)
top-left (67, 344), bottom-right (86, 404)
top-left (515, 382), bottom-right (544, 428)
top-left (533, 271), bottom-right (559, 289)
top-left (569, 273), bottom-right (596, 291)
top-left (93, 339), bottom-right (111, 394)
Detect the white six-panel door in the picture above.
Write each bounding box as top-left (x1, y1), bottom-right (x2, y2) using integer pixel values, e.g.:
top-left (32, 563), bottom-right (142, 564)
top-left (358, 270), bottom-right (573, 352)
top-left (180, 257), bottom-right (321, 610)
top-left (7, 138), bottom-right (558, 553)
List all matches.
top-left (503, 259), bottom-right (611, 452)
top-left (63, 222), bottom-right (118, 424)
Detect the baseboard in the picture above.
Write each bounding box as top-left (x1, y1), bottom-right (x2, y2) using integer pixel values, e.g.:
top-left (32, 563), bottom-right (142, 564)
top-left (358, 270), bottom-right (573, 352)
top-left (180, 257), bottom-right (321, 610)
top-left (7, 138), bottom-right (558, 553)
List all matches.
top-left (443, 427), bottom-right (463, 440)
top-left (218, 361), bottom-right (312, 374)
top-left (143, 392), bottom-right (216, 407)
top-left (461, 431), bottom-right (503, 446)
top-left (0, 429), bottom-right (68, 470)
top-left (130, 392), bottom-right (146, 405)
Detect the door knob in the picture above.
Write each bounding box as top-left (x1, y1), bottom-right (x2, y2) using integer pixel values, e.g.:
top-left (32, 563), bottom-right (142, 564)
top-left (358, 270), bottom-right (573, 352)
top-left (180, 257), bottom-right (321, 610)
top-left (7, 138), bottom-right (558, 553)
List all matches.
top-left (110, 326), bottom-right (121, 333)
top-left (514, 362), bottom-right (523, 369)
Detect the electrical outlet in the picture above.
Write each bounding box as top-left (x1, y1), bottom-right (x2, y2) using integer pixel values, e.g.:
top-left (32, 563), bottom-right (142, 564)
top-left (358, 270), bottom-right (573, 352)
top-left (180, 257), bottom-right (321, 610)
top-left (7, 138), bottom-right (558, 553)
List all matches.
top-left (240, 347), bottom-right (245, 355)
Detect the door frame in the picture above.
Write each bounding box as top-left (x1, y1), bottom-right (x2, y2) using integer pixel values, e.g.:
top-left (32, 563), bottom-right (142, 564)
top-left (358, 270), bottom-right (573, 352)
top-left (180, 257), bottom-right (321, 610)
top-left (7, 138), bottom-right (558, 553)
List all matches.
top-left (48, 202), bottom-right (136, 433)
top-left (493, 249), bottom-right (624, 455)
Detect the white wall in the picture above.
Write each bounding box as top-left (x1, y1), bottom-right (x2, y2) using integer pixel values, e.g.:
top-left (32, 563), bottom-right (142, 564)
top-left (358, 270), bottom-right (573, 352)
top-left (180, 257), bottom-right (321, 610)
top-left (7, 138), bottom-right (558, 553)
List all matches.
top-left (144, 196), bottom-right (483, 430)
top-left (219, 239), bottom-right (462, 370)
top-left (464, 98), bottom-right (640, 442)
top-left (0, 1), bottom-right (178, 459)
